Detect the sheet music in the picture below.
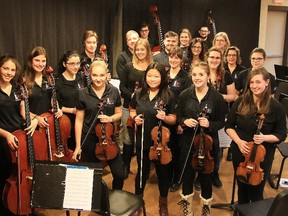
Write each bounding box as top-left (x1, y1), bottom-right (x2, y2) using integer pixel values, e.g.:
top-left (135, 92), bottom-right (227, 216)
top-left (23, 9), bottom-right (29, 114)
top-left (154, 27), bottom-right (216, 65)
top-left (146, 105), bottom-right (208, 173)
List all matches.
top-left (218, 127), bottom-right (232, 148)
top-left (63, 166), bottom-right (94, 210)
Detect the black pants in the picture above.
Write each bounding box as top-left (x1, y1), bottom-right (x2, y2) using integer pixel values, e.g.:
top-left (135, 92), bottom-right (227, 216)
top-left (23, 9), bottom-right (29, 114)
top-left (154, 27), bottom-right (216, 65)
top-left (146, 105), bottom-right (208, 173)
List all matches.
top-left (135, 147), bottom-right (172, 197)
top-left (180, 140), bottom-right (212, 199)
top-left (169, 126), bottom-right (182, 184)
top-left (231, 142), bottom-right (276, 204)
top-left (81, 133), bottom-right (125, 190)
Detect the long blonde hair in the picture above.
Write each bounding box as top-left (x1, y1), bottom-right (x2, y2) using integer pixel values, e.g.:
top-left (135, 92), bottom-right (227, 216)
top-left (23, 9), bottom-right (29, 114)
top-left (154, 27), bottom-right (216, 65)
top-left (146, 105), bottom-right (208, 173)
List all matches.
top-left (132, 38), bottom-right (153, 65)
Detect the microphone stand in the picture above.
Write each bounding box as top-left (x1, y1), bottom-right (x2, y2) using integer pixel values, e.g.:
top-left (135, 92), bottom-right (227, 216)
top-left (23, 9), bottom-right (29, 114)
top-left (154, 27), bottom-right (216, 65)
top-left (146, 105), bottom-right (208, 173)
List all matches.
top-left (211, 170), bottom-right (237, 211)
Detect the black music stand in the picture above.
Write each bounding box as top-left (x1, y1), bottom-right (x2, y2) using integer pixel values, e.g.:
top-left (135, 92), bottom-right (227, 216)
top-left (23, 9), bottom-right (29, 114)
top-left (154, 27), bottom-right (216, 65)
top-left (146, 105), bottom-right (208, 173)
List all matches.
top-left (211, 171), bottom-right (238, 211)
top-left (31, 161), bottom-right (103, 212)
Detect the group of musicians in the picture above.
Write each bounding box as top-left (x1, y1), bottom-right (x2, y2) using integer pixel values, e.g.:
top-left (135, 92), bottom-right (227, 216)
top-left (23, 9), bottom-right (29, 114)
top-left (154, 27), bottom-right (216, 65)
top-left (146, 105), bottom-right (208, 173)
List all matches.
top-left (0, 25), bottom-right (286, 216)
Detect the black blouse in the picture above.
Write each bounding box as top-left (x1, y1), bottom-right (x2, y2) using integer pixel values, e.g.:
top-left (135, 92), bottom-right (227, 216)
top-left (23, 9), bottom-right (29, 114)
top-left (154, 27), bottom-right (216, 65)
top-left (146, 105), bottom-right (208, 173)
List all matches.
top-left (119, 62), bottom-right (144, 108)
top-left (130, 90), bottom-right (176, 150)
top-left (167, 68), bottom-right (191, 99)
top-left (28, 76), bottom-right (52, 115)
top-left (0, 84), bottom-right (24, 133)
top-left (225, 97), bottom-right (287, 150)
top-left (77, 84), bottom-right (122, 135)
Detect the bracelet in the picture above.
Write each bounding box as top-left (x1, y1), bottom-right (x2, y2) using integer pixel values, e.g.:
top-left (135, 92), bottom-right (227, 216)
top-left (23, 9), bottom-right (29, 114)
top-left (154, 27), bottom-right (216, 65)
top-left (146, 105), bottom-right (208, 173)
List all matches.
top-left (32, 115), bottom-right (38, 121)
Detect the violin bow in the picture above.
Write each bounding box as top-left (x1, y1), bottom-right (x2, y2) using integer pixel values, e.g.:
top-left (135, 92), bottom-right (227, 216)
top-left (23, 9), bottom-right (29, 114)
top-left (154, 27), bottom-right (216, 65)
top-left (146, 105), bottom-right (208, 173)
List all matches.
top-left (140, 114), bottom-right (144, 189)
top-left (177, 124), bottom-right (199, 185)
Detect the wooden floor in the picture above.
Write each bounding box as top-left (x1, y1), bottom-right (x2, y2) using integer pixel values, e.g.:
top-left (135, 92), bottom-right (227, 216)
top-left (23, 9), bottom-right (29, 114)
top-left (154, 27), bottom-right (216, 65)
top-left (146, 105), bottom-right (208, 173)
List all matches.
top-left (35, 147), bottom-right (288, 216)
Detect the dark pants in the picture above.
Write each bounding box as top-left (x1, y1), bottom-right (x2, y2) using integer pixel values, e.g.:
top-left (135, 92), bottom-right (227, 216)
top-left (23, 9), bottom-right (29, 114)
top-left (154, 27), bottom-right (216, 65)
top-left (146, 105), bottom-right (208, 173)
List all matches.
top-left (169, 126), bottom-right (182, 184)
top-left (81, 133), bottom-right (125, 190)
top-left (180, 140), bottom-right (212, 199)
top-left (231, 142), bottom-right (276, 204)
top-left (135, 147), bottom-right (172, 197)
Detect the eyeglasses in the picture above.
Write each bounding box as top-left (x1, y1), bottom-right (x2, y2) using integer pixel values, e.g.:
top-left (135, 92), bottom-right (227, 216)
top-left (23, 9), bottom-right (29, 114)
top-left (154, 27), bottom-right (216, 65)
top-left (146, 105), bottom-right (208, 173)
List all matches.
top-left (66, 62), bottom-right (81, 67)
top-left (192, 46), bottom-right (202, 50)
top-left (200, 30), bottom-right (209, 33)
top-left (208, 56), bottom-right (221, 60)
top-left (227, 54), bottom-right (237, 57)
top-left (250, 57), bottom-right (264, 61)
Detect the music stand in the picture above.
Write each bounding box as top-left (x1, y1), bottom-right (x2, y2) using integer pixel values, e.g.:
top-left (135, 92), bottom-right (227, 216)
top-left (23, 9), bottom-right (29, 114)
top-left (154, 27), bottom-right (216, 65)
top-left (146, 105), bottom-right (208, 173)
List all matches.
top-left (211, 171), bottom-right (237, 211)
top-left (31, 160), bottom-right (103, 212)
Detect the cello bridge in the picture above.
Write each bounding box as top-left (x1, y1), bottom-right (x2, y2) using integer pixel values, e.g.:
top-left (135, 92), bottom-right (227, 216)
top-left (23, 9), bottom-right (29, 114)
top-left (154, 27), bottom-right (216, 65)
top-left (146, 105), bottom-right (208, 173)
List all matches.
top-left (54, 151), bottom-right (64, 158)
top-left (26, 175), bottom-right (32, 180)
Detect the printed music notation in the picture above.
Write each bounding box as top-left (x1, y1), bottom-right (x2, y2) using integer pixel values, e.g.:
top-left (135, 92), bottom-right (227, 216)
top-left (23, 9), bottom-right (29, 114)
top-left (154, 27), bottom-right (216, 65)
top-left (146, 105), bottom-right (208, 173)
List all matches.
top-left (62, 166), bottom-right (94, 210)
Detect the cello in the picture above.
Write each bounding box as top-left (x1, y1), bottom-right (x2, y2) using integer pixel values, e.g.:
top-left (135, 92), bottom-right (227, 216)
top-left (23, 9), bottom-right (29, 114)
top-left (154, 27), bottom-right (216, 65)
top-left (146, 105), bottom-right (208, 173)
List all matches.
top-left (149, 100), bottom-right (172, 164)
top-left (191, 105), bottom-right (214, 174)
top-left (39, 66), bottom-right (74, 162)
top-left (80, 59), bottom-right (91, 86)
top-left (94, 100), bottom-right (118, 161)
top-left (2, 80), bottom-right (48, 215)
top-left (150, 5), bottom-right (165, 52)
top-left (236, 114), bottom-right (266, 186)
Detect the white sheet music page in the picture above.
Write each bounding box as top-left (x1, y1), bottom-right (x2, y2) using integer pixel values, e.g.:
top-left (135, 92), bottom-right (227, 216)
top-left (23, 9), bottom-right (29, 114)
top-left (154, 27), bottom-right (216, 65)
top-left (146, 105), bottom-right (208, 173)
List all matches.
top-left (62, 166), bottom-right (94, 210)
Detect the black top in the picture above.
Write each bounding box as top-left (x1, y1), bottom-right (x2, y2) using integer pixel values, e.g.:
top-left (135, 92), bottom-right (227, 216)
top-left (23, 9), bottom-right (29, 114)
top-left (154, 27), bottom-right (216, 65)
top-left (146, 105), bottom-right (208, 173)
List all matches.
top-left (29, 76), bottom-right (52, 115)
top-left (130, 89), bottom-right (176, 150)
top-left (119, 62), bottom-right (144, 108)
top-left (236, 68), bottom-right (276, 94)
top-left (55, 72), bottom-right (85, 109)
top-left (225, 96), bottom-right (287, 150)
top-left (76, 84), bottom-right (122, 135)
top-left (153, 51), bottom-right (170, 70)
top-left (167, 68), bottom-right (191, 99)
top-left (0, 84), bottom-right (24, 132)
top-left (224, 64), bottom-right (246, 82)
top-left (176, 86), bottom-right (226, 151)
top-left (116, 49), bottom-right (133, 81)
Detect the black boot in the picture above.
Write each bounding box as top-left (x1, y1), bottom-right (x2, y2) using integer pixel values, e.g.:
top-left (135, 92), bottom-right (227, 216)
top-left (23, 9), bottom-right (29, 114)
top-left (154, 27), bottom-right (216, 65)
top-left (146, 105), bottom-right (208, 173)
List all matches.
top-left (122, 144), bottom-right (134, 179)
top-left (212, 171), bottom-right (222, 187)
top-left (226, 148), bottom-right (232, 161)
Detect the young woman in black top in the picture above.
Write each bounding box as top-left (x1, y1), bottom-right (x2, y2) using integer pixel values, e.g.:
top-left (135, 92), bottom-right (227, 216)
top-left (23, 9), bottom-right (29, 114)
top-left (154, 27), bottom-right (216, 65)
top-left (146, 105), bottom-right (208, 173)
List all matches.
top-left (205, 47), bottom-right (236, 187)
top-left (130, 62), bottom-right (176, 215)
top-left (73, 60), bottom-right (124, 190)
top-left (0, 55), bottom-right (38, 215)
top-left (167, 47), bottom-right (191, 192)
top-left (24, 46), bottom-right (63, 128)
top-left (177, 61), bottom-right (226, 216)
top-left (56, 50), bottom-right (85, 151)
top-left (120, 38), bottom-right (153, 179)
top-left (226, 67), bottom-right (286, 204)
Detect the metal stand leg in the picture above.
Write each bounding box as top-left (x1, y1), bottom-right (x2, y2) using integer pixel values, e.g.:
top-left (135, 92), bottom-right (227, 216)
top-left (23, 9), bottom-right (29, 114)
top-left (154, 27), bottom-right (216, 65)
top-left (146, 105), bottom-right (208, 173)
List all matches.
top-left (211, 171), bottom-right (237, 211)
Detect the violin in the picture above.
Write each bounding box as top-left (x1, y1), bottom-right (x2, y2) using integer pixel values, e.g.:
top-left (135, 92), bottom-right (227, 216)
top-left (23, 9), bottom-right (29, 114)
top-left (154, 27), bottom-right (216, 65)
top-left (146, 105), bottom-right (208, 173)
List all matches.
top-left (150, 5), bottom-right (165, 52)
top-left (39, 67), bottom-right (74, 162)
top-left (191, 105), bottom-right (214, 174)
top-left (236, 114), bottom-right (266, 186)
top-left (3, 79), bottom-right (48, 215)
top-left (149, 100), bottom-right (172, 165)
top-left (94, 100), bottom-right (118, 161)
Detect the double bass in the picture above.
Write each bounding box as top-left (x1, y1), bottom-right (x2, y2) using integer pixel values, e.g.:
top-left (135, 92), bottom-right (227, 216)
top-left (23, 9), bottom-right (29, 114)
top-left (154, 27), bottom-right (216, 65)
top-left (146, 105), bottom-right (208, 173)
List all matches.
top-left (236, 114), bottom-right (266, 186)
top-left (149, 100), bottom-right (172, 164)
top-left (94, 100), bottom-right (118, 161)
top-left (2, 80), bottom-right (48, 215)
top-left (39, 66), bottom-right (74, 162)
top-left (191, 105), bottom-right (214, 174)
top-left (150, 5), bottom-right (165, 52)
top-left (207, 10), bottom-right (217, 37)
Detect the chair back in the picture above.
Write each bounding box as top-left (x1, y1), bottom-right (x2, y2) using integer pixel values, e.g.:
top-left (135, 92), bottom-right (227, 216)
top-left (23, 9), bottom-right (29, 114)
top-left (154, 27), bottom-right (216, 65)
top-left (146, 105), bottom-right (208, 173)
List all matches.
top-left (267, 190), bottom-right (288, 216)
top-left (274, 82), bottom-right (288, 101)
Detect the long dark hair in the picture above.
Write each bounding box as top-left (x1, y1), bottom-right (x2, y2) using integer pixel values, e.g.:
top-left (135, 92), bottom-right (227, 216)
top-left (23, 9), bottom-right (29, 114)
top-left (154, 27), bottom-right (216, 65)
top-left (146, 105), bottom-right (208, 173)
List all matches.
top-left (0, 54), bottom-right (22, 85)
top-left (140, 62), bottom-right (172, 103)
top-left (238, 67), bottom-right (271, 116)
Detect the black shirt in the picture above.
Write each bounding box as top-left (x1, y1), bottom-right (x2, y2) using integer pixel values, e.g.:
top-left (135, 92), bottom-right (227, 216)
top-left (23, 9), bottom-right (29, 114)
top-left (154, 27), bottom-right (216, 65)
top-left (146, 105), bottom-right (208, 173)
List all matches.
top-left (77, 84), bottom-right (122, 135)
top-left (167, 68), bottom-right (191, 99)
top-left (130, 89), bottom-right (176, 150)
top-left (177, 86), bottom-right (226, 150)
top-left (0, 84), bottom-right (24, 132)
top-left (225, 96), bottom-right (287, 149)
top-left (29, 76), bottom-right (52, 115)
top-left (224, 64), bottom-right (246, 82)
top-left (119, 62), bottom-right (144, 108)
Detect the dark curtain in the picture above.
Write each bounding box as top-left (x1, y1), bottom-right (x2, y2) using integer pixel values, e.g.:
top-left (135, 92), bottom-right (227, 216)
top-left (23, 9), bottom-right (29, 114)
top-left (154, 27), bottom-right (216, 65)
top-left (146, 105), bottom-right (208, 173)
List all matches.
top-left (122, 0), bottom-right (261, 67)
top-left (0, 0), bottom-right (118, 70)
